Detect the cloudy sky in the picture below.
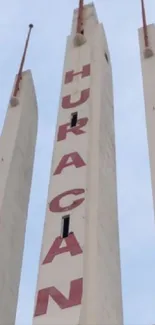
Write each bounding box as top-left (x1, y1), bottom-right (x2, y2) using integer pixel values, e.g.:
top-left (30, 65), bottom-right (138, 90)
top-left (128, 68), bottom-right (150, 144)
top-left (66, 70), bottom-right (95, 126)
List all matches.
top-left (1, 0), bottom-right (155, 324)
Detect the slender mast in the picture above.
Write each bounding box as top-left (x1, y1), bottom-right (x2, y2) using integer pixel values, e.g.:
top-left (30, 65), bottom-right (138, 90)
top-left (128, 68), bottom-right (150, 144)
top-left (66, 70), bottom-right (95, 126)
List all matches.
top-left (13, 24), bottom-right (33, 97)
top-left (141, 0), bottom-right (149, 47)
top-left (76, 0), bottom-right (84, 34)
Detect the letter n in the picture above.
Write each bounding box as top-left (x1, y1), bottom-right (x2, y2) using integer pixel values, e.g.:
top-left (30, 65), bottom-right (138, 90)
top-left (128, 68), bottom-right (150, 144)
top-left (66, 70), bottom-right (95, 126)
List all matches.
top-left (34, 278), bottom-right (83, 316)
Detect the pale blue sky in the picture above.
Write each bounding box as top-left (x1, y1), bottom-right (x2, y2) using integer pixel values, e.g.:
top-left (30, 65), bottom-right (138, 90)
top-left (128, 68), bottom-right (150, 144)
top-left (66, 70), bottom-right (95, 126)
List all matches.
top-left (1, 0), bottom-right (155, 324)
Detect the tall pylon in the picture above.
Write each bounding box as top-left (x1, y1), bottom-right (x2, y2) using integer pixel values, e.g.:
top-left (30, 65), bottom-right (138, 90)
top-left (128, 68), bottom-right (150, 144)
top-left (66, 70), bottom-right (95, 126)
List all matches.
top-left (0, 24), bottom-right (38, 325)
top-left (32, 3), bottom-right (123, 325)
top-left (139, 1), bottom-right (155, 222)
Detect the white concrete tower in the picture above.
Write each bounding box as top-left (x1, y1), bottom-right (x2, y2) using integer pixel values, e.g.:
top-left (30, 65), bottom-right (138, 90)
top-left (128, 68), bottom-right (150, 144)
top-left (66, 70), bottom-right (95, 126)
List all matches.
top-left (33, 2), bottom-right (123, 325)
top-left (0, 25), bottom-right (38, 325)
top-left (138, 0), bottom-right (155, 216)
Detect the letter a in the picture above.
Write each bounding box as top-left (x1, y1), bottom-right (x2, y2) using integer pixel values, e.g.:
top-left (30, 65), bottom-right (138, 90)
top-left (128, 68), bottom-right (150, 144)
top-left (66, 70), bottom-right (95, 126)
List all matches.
top-left (42, 233), bottom-right (82, 265)
top-left (54, 152), bottom-right (86, 175)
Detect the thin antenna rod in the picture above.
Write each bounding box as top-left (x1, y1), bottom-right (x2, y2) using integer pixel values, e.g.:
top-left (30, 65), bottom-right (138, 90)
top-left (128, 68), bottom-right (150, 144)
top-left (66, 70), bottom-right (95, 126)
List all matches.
top-left (76, 0), bottom-right (84, 34)
top-left (13, 24), bottom-right (33, 97)
top-left (141, 0), bottom-right (149, 47)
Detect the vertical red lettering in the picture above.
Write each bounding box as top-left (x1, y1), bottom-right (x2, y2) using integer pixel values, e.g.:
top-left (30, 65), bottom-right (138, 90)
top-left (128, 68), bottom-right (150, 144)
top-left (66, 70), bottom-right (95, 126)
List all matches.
top-left (42, 233), bottom-right (82, 265)
top-left (49, 189), bottom-right (85, 213)
top-left (57, 117), bottom-right (88, 142)
top-left (65, 64), bottom-right (91, 84)
top-left (54, 152), bottom-right (86, 175)
top-left (62, 89), bottom-right (90, 109)
top-left (34, 278), bottom-right (83, 316)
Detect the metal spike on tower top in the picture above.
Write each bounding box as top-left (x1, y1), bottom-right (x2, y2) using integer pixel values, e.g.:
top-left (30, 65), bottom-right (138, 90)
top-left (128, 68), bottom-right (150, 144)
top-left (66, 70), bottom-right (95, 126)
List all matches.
top-left (141, 0), bottom-right (149, 47)
top-left (76, 0), bottom-right (84, 34)
top-left (140, 0), bottom-right (153, 58)
top-left (10, 24), bottom-right (33, 106)
top-left (74, 0), bottom-right (86, 46)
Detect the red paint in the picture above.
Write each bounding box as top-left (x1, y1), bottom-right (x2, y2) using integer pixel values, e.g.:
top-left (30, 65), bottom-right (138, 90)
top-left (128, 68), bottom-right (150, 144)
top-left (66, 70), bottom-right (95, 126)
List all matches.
top-left (49, 189), bottom-right (85, 213)
top-left (34, 278), bottom-right (83, 316)
top-left (65, 64), bottom-right (90, 84)
top-left (57, 117), bottom-right (88, 142)
top-left (141, 0), bottom-right (149, 47)
top-left (77, 0), bottom-right (84, 34)
top-left (43, 233), bottom-right (82, 265)
top-left (54, 152), bottom-right (86, 175)
top-left (62, 89), bottom-right (90, 109)
top-left (13, 24), bottom-right (33, 97)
